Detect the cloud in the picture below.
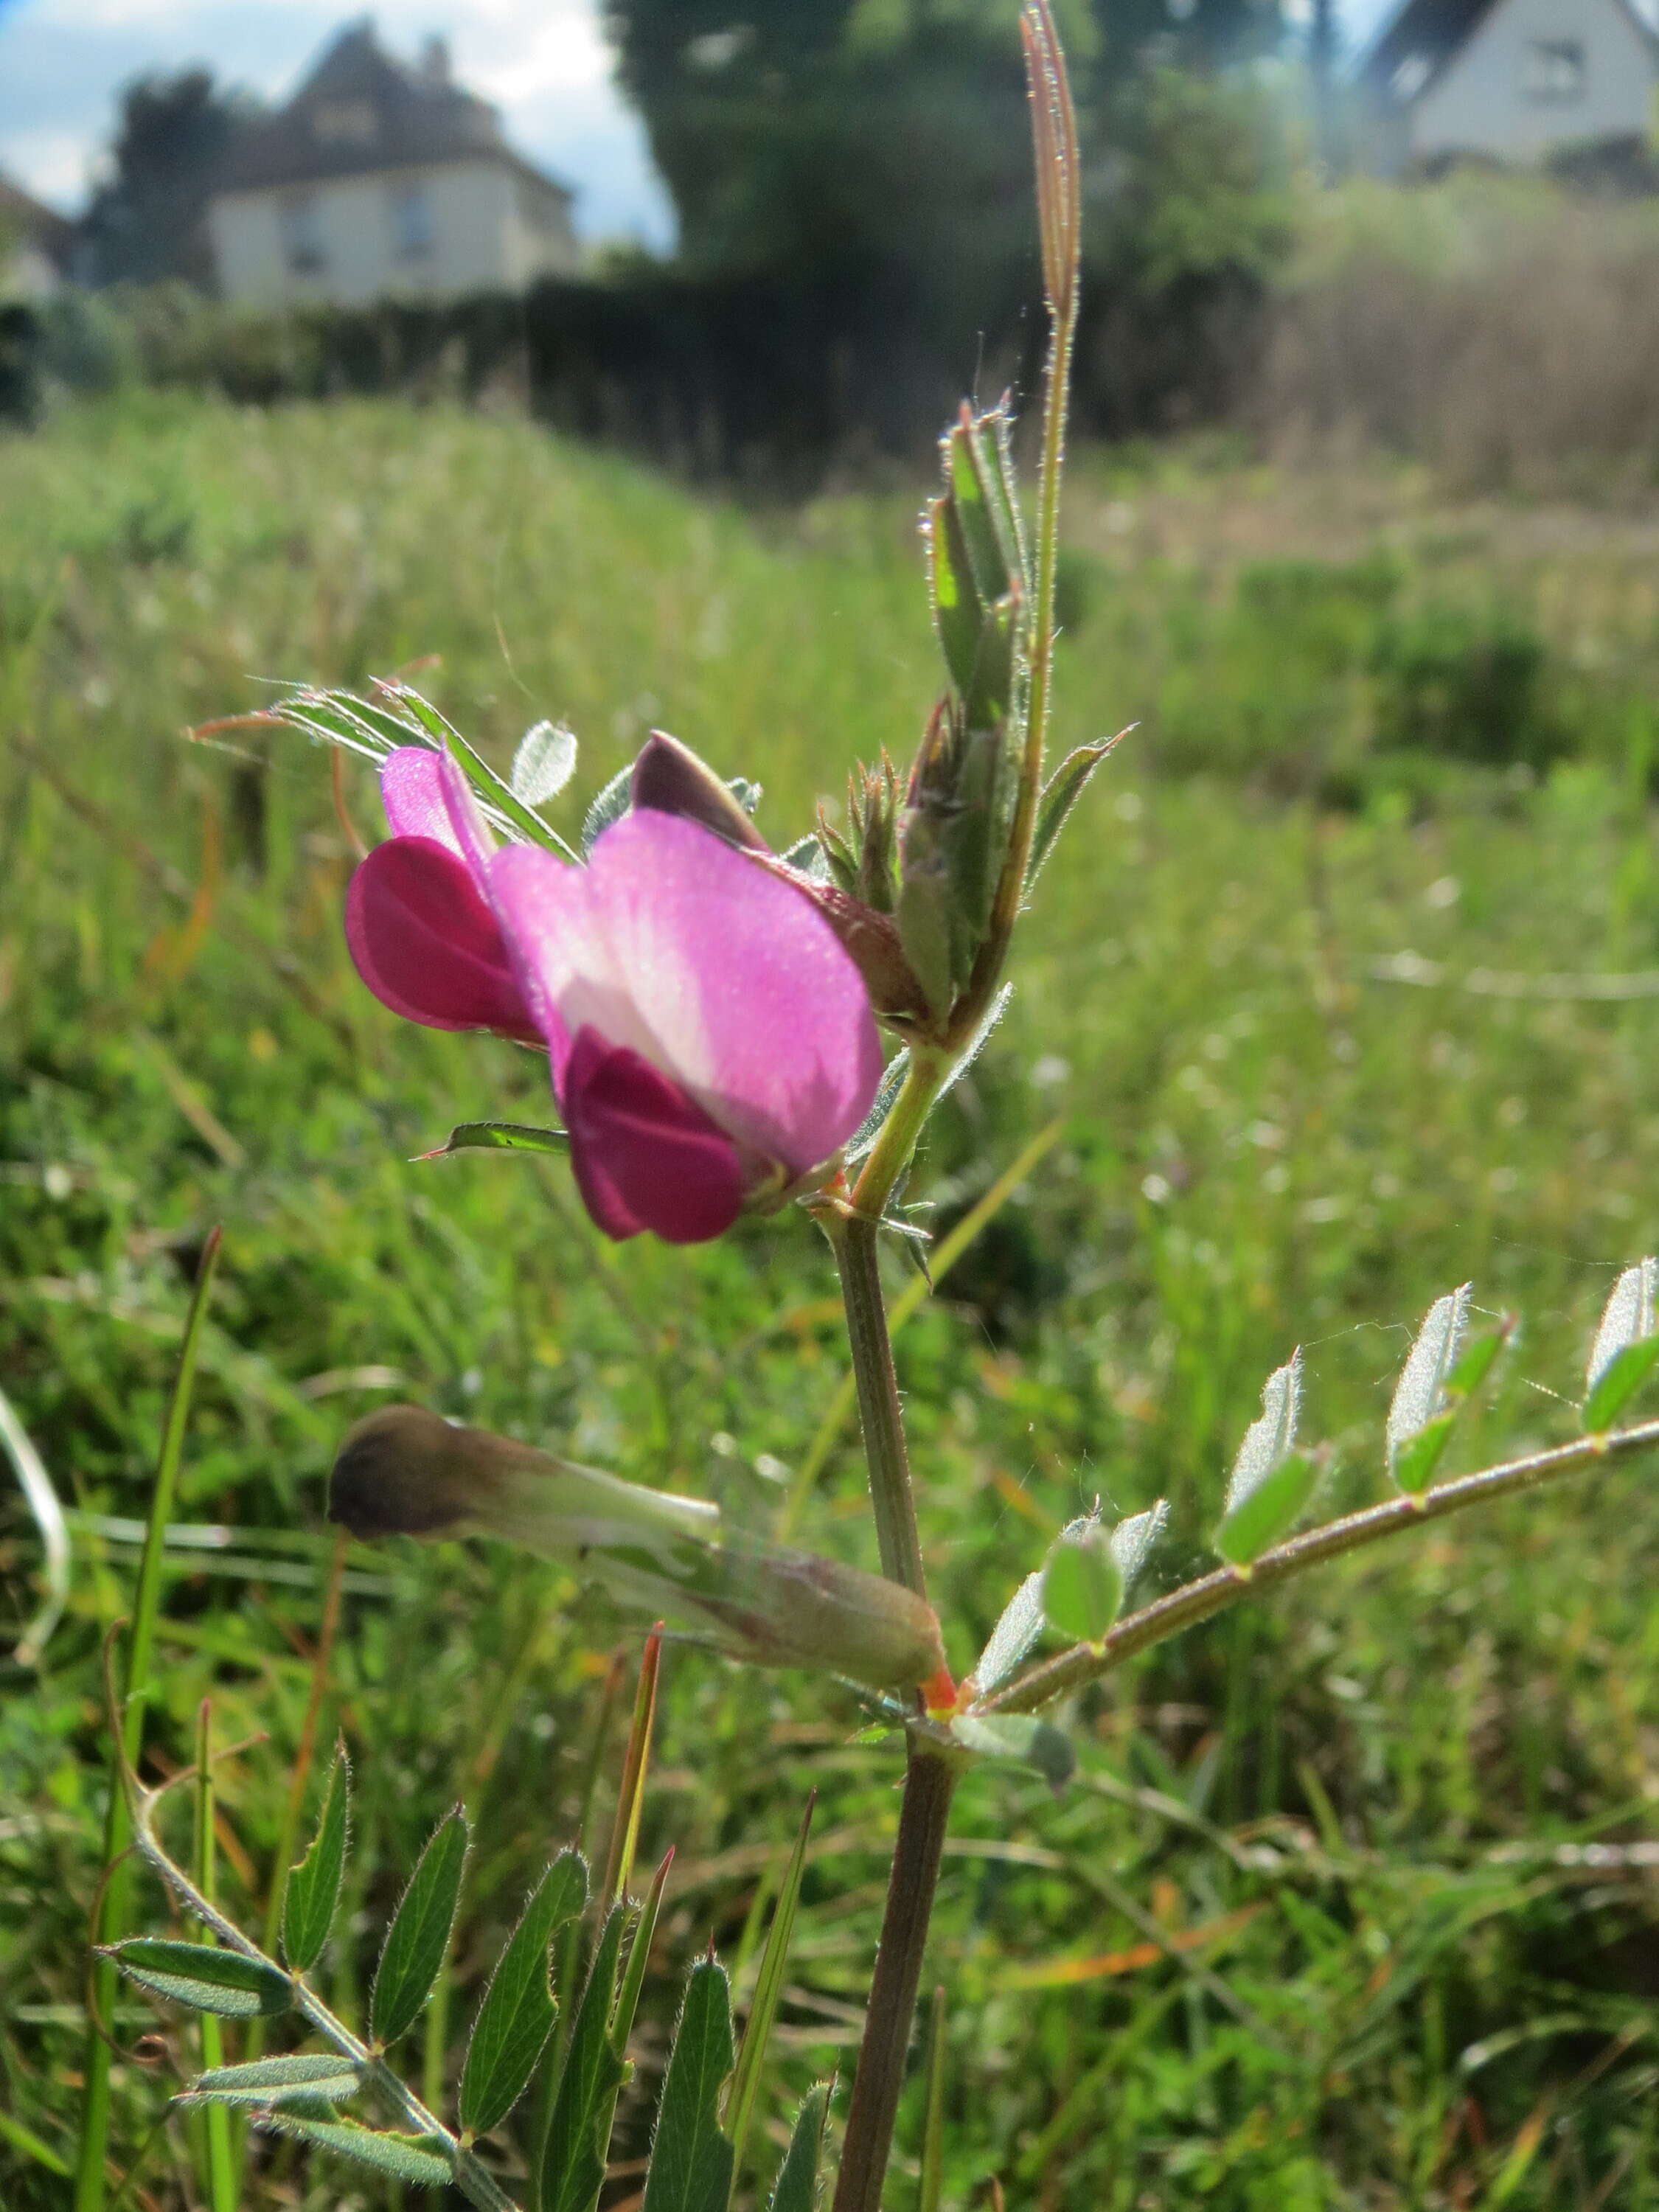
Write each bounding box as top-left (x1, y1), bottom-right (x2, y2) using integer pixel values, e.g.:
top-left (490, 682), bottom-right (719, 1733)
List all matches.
top-left (0, 0), bottom-right (672, 241)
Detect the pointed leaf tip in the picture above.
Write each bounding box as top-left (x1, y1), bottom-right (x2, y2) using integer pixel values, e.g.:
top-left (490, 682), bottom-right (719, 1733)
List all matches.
top-left (641, 1956), bottom-right (734, 2212)
top-left (1388, 1287), bottom-right (1470, 1462)
top-left (281, 1741), bottom-right (350, 1972)
top-left (369, 1806), bottom-right (469, 2048)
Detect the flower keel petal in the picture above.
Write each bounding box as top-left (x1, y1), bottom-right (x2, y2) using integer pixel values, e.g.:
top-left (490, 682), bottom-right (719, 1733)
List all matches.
top-left (563, 1027), bottom-right (744, 1245)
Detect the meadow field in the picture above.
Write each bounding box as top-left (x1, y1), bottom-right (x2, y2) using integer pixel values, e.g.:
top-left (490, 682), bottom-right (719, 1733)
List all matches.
top-left (5, 392), bottom-right (1659, 2209)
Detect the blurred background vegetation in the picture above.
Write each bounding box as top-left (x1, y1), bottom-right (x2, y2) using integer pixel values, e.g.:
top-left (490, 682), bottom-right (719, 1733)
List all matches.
top-left (7, 2), bottom-right (1659, 2208)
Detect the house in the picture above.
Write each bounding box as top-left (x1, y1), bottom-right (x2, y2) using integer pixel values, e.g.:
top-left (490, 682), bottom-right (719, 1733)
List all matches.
top-left (1359, 0), bottom-right (1659, 173)
top-left (0, 173), bottom-right (77, 300)
top-left (207, 21), bottom-right (579, 308)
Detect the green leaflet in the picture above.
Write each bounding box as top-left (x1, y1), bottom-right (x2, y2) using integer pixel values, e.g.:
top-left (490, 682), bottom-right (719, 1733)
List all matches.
top-left (369, 1806), bottom-right (468, 2048)
top-left (459, 1851), bottom-right (588, 2139)
top-left (766, 2084), bottom-right (831, 2212)
top-left (1027, 734), bottom-right (1125, 888)
top-left (641, 1958), bottom-right (735, 2212)
top-left (1585, 1335), bottom-right (1659, 1433)
top-left (102, 1939), bottom-right (291, 2019)
top-left (540, 1904), bottom-right (628, 2212)
top-left (280, 1742), bottom-right (349, 1973)
top-left (1041, 1522), bottom-right (1121, 1646)
top-left (259, 2115), bottom-right (453, 2187)
top-left (1214, 1451), bottom-right (1320, 1565)
top-left (421, 1121), bottom-right (568, 1161)
top-left (181, 2054), bottom-right (361, 2110)
top-left (582, 765), bottom-right (633, 855)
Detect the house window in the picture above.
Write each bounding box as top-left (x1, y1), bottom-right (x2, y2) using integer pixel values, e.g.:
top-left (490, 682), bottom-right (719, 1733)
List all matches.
top-left (279, 195), bottom-right (325, 275)
top-left (390, 184), bottom-right (434, 260)
top-left (1523, 39), bottom-right (1585, 101)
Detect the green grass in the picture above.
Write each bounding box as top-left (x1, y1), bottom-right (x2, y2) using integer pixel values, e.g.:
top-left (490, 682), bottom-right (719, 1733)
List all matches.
top-left (7, 392), bottom-right (1659, 2210)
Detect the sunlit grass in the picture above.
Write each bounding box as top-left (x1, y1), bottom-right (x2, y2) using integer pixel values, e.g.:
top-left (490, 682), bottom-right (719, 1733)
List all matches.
top-left (5, 394), bottom-right (1659, 2208)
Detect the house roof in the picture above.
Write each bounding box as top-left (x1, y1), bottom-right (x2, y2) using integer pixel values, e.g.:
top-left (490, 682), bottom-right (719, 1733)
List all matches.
top-left (215, 19), bottom-right (572, 201)
top-left (0, 173), bottom-right (76, 267)
top-left (1360, 0), bottom-right (1659, 100)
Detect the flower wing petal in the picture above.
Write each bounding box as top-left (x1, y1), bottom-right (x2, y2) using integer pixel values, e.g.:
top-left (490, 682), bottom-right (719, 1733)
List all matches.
top-left (346, 836), bottom-right (536, 1039)
top-left (380, 748), bottom-right (459, 851)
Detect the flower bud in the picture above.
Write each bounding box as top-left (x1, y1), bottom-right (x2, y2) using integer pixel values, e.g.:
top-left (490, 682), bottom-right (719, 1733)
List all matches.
top-left (329, 1405), bottom-right (720, 1551)
top-left (630, 731), bottom-right (768, 853)
top-left (330, 1407), bottom-right (946, 1691)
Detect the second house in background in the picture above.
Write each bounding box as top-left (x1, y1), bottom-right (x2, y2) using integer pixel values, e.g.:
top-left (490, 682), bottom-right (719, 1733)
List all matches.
top-left (207, 21), bottom-right (578, 308)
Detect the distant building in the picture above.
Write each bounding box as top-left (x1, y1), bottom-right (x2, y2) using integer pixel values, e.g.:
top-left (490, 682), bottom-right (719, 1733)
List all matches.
top-left (0, 173), bottom-right (76, 299)
top-left (1360, 0), bottom-right (1659, 172)
top-left (207, 21), bottom-right (578, 307)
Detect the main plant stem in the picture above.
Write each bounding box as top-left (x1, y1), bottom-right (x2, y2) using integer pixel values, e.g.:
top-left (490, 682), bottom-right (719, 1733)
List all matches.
top-left (820, 1055), bottom-right (956, 2212)
top-left (830, 1747), bottom-right (956, 2212)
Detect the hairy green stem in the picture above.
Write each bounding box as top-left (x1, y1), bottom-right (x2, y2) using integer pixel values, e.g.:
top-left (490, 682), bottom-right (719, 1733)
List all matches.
top-left (829, 1746), bottom-right (956, 2212)
top-left (825, 1207), bottom-right (928, 1599)
top-left (982, 1416), bottom-right (1659, 1717)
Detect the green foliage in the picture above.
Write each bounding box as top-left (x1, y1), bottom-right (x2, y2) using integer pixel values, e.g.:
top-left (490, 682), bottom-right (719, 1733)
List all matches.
top-left (370, 1807), bottom-right (470, 2048)
top-left (10, 400), bottom-right (1659, 2210)
top-left (103, 1939), bottom-right (291, 2018)
top-left (1041, 1520), bottom-right (1122, 1645)
top-left (427, 1121), bottom-right (570, 1159)
top-left (640, 1958), bottom-right (735, 2212)
top-left (459, 1854), bottom-right (587, 2139)
top-left (257, 2115), bottom-right (453, 2187)
top-left (540, 1907), bottom-right (629, 2212)
top-left (181, 2056), bottom-right (362, 2108)
top-left (279, 1742), bottom-right (349, 1973)
top-left (766, 2086), bottom-right (831, 2212)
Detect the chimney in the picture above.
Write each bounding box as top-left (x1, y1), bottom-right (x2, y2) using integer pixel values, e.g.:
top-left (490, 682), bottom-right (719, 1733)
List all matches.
top-left (420, 34), bottom-right (451, 85)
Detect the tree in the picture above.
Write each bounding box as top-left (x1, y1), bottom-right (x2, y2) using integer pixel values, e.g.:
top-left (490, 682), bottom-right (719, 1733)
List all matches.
top-left (82, 69), bottom-right (257, 290)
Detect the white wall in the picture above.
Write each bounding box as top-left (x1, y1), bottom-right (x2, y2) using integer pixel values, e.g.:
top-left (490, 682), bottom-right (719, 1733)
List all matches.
top-left (209, 159), bottom-right (574, 308)
top-left (1413, 0), bottom-right (1658, 163)
top-left (1, 240), bottom-right (62, 301)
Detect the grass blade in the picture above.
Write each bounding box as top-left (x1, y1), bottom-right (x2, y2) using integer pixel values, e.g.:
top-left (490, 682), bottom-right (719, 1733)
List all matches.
top-left (603, 1628), bottom-right (661, 1905)
top-left (192, 1703), bottom-right (237, 2212)
top-left (0, 1382), bottom-right (69, 1666)
top-left (725, 1795), bottom-right (815, 2202)
top-left (74, 1225), bottom-right (222, 2212)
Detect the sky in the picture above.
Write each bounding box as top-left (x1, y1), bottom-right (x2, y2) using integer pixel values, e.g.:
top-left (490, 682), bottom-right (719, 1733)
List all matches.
top-left (0, 0), bottom-right (1400, 248)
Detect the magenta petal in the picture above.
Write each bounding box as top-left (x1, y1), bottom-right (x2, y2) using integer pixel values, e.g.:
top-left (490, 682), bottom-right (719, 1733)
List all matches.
top-left (563, 1027), bottom-right (745, 1244)
top-left (580, 813), bottom-right (883, 1175)
top-left (380, 749), bottom-right (460, 852)
top-left (345, 836), bottom-right (538, 1040)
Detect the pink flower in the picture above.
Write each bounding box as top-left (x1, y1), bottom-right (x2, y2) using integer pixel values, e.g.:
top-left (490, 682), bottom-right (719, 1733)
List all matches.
top-left (345, 747), bottom-right (540, 1044)
top-left (346, 747), bottom-right (883, 1245)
